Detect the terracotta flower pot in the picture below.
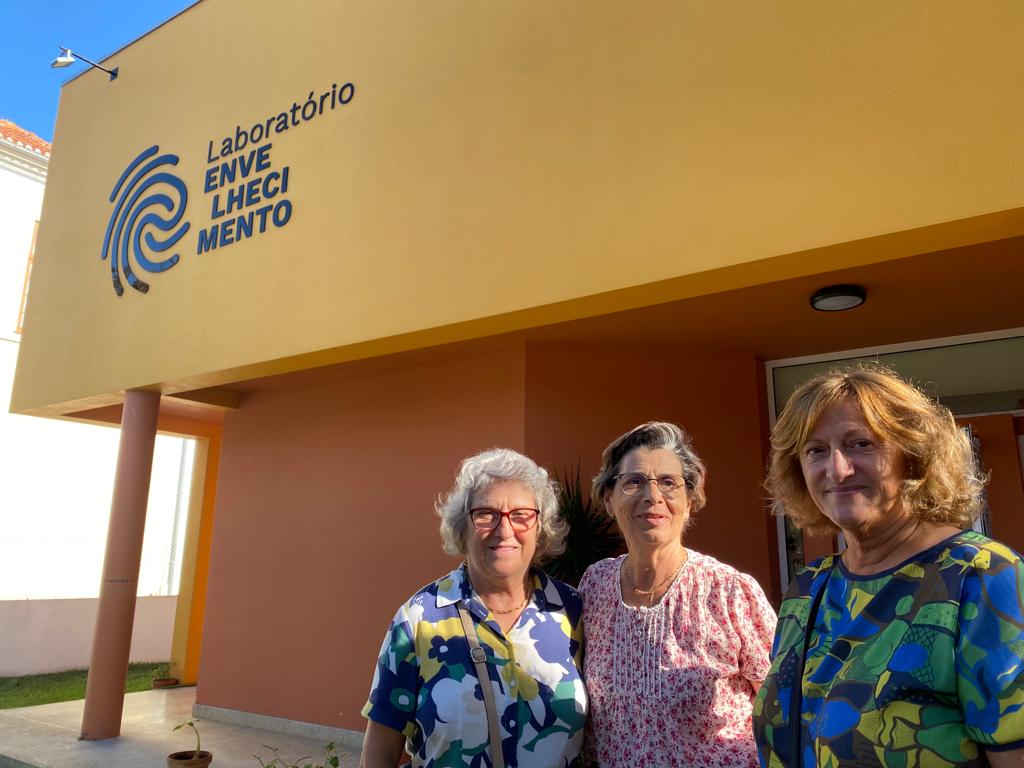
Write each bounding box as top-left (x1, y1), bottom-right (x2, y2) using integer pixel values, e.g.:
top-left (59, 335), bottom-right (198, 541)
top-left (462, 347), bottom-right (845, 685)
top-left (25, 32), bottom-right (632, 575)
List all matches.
top-left (167, 750), bottom-right (213, 767)
top-left (152, 677), bottom-right (180, 688)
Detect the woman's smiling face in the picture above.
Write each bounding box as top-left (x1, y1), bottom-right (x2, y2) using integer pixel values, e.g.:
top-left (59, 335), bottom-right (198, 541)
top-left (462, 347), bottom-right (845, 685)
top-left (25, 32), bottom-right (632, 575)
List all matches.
top-left (799, 396), bottom-right (909, 535)
top-left (607, 447), bottom-right (691, 549)
top-left (464, 479), bottom-right (538, 585)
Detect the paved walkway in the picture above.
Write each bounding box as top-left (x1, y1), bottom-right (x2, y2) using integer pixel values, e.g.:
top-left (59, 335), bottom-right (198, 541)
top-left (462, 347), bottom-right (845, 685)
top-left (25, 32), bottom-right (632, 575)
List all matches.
top-left (0, 688), bottom-right (362, 768)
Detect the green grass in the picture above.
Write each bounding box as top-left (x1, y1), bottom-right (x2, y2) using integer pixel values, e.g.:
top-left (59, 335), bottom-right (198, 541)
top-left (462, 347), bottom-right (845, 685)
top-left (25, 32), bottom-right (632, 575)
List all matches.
top-left (0, 662), bottom-right (167, 710)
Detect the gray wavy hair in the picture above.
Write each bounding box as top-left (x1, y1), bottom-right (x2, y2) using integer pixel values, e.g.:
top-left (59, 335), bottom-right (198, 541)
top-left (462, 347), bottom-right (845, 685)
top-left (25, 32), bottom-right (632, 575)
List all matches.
top-left (591, 421), bottom-right (708, 517)
top-left (436, 448), bottom-right (566, 562)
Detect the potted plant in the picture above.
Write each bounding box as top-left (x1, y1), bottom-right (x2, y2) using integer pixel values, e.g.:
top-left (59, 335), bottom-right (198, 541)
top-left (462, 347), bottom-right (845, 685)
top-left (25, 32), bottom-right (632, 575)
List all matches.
top-left (152, 662), bottom-right (179, 688)
top-left (544, 465), bottom-right (625, 586)
top-left (168, 718), bottom-right (212, 767)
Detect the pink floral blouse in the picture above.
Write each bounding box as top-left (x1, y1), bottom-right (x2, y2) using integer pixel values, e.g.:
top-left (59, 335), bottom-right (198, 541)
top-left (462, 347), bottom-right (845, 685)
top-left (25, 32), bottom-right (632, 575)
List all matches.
top-left (578, 551), bottom-right (777, 767)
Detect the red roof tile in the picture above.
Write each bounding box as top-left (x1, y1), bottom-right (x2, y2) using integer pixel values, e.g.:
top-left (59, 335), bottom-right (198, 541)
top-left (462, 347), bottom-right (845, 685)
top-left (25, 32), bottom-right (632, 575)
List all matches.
top-left (0, 119), bottom-right (51, 156)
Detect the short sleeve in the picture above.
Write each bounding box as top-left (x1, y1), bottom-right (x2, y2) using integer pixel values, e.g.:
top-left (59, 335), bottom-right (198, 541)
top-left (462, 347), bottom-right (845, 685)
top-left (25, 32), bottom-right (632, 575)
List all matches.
top-left (957, 547), bottom-right (1024, 750)
top-left (729, 572), bottom-right (778, 685)
top-left (361, 604), bottom-right (420, 738)
top-left (577, 562), bottom-right (598, 596)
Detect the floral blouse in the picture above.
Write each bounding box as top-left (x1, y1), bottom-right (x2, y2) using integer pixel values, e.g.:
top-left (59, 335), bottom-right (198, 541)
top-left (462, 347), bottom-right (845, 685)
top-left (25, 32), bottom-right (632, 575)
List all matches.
top-left (579, 551), bottom-right (777, 767)
top-left (363, 564), bottom-right (587, 767)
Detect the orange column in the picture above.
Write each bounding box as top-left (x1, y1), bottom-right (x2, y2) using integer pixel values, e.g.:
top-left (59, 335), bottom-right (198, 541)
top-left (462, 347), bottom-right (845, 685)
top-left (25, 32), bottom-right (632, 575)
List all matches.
top-left (80, 389), bottom-right (161, 740)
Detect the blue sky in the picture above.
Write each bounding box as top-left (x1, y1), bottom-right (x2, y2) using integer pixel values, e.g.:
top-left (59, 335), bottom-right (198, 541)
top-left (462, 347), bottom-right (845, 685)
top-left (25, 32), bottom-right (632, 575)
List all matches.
top-left (0, 0), bottom-right (198, 142)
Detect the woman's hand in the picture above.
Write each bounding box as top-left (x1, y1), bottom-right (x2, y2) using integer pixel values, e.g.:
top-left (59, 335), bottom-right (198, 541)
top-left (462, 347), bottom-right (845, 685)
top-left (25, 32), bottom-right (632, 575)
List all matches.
top-left (360, 720), bottom-right (406, 768)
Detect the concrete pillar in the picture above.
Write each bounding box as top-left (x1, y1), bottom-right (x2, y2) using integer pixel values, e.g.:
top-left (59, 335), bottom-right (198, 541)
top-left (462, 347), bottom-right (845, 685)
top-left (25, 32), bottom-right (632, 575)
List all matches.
top-left (80, 389), bottom-right (161, 740)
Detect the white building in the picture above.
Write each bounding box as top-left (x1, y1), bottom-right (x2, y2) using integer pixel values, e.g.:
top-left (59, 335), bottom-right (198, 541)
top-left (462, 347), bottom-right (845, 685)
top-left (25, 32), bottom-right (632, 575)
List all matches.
top-left (0, 119), bottom-right (47, 344)
top-left (0, 119), bottom-right (188, 673)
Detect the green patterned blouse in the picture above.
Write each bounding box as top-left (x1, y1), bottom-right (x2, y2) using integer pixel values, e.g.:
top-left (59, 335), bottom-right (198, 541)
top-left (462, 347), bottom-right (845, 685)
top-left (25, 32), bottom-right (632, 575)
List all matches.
top-left (753, 531), bottom-right (1024, 768)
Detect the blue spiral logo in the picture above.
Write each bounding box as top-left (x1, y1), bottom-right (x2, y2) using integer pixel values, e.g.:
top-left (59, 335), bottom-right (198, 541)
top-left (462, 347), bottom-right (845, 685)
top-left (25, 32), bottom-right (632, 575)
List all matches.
top-left (101, 145), bottom-right (190, 296)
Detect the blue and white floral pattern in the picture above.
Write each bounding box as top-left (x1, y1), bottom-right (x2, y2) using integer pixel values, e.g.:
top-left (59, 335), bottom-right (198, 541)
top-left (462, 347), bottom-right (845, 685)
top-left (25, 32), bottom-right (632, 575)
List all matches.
top-left (363, 565), bottom-right (587, 767)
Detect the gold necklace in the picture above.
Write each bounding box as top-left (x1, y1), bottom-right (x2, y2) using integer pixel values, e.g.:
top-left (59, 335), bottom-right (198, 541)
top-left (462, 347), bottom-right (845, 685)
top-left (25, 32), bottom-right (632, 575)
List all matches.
top-left (470, 569), bottom-right (531, 616)
top-left (622, 554), bottom-right (684, 596)
top-left (487, 595), bottom-right (528, 615)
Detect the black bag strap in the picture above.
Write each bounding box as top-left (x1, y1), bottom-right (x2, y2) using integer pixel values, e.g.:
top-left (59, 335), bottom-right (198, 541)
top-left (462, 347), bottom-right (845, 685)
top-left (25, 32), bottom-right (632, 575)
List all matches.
top-left (789, 560), bottom-right (834, 766)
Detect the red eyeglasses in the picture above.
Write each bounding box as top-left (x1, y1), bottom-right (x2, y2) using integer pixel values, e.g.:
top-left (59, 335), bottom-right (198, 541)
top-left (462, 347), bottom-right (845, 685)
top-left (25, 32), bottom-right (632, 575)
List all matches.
top-left (469, 508), bottom-right (539, 531)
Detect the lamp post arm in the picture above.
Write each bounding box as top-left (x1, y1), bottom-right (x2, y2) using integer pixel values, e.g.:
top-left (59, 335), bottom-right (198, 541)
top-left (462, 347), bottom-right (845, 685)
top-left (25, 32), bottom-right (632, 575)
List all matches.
top-left (59, 47), bottom-right (119, 80)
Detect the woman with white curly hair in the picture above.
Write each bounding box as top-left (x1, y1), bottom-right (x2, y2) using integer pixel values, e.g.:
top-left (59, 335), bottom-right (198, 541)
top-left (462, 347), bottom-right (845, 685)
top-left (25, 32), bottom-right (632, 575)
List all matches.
top-left (360, 448), bottom-right (587, 768)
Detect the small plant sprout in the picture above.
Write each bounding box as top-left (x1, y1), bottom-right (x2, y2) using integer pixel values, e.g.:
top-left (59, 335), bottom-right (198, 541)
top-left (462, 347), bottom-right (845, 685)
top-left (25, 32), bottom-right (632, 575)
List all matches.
top-left (252, 741), bottom-right (339, 768)
top-left (173, 718), bottom-right (202, 759)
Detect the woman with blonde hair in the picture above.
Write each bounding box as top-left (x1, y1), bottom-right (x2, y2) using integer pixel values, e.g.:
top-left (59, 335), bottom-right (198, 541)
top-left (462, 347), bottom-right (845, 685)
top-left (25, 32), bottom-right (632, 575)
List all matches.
top-left (754, 366), bottom-right (1024, 767)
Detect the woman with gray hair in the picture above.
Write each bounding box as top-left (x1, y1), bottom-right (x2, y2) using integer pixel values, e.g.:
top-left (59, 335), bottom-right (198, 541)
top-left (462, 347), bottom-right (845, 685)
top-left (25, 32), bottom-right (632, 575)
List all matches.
top-left (579, 422), bottom-right (776, 767)
top-left (360, 448), bottom-right (587, 768)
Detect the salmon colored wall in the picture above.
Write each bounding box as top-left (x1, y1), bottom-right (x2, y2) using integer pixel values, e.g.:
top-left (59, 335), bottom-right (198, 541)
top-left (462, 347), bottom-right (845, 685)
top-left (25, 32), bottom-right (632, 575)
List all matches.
top-left (197, 345), bottom-right (526, 729)
top-left (801, 532), bottom-right (839, 567)
top-left (959, 414), bottom-right (1024, 555)
top-left (522, 343), bottom-right (776, 597)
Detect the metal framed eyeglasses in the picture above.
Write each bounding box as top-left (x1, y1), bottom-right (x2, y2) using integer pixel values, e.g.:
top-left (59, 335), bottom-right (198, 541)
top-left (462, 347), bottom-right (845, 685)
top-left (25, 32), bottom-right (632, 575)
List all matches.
top-left (613, 472), bottom-right (687, 497)
top-left (469, 507), bottom-right (540, 531)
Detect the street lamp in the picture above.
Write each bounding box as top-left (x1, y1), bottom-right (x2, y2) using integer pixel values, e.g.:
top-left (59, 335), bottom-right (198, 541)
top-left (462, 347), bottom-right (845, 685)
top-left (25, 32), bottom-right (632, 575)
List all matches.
top-left (51, 47), bottom-right (118, 81)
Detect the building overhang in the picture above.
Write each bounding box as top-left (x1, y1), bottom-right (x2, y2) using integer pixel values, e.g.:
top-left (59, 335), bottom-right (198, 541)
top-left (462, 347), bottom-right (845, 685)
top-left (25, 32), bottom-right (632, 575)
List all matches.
top-left (13, 0), bottom-right (1024, 416)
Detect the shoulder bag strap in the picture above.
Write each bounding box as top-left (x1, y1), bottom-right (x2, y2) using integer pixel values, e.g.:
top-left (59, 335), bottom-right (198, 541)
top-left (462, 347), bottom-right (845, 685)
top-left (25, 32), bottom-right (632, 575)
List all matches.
top-left (457, 604), bottom-right (505, 768)
top-left (789, 561), bottom-right (834, 767)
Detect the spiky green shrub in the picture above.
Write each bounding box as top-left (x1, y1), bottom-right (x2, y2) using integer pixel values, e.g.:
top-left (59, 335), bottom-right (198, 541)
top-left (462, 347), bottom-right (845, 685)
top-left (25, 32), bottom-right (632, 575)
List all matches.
top-left (544, 465), bottom-right (624, 586)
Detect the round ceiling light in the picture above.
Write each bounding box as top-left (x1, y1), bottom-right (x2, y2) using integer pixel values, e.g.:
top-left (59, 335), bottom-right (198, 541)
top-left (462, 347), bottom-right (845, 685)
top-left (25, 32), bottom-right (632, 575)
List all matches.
top-left (810, 284), bottom-right (866, 312)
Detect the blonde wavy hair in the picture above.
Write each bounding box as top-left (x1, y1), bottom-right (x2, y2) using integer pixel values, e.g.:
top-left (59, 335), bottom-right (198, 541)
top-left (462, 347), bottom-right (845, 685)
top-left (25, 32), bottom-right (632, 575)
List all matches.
top-left (766, 365), bottom-right (985, 535)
